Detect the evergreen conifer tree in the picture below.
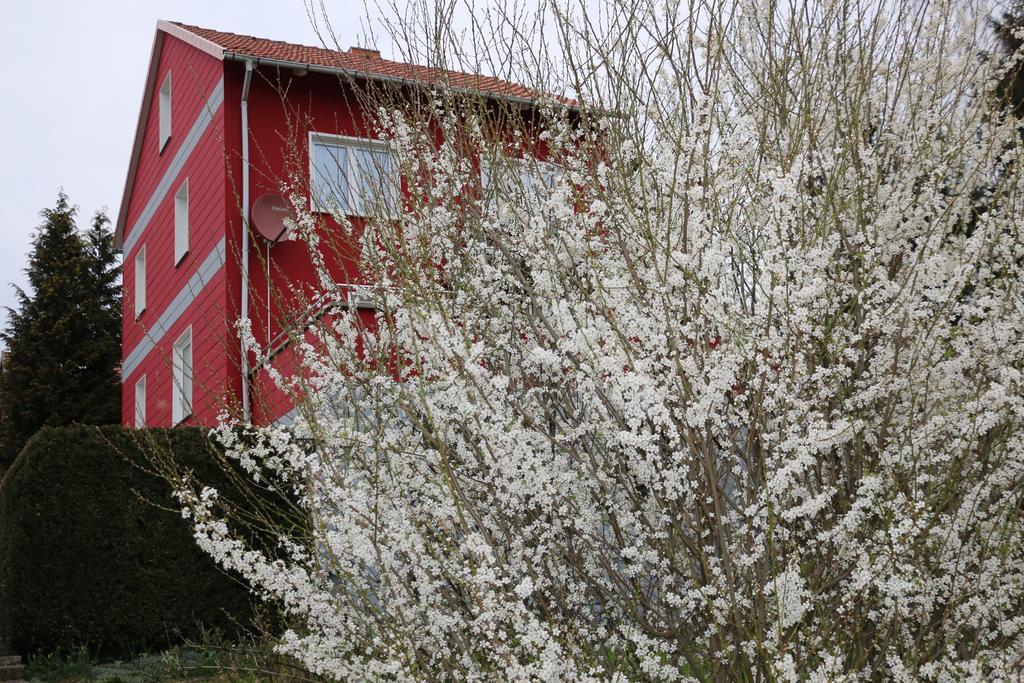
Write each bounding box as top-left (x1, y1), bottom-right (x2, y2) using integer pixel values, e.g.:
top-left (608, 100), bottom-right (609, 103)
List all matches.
top-left (0, 192), bottom-right (122, 471)
top-left (994, 2), bottom-right (1024, 120)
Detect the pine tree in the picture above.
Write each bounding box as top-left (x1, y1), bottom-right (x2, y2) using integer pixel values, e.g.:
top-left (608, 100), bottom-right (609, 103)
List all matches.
top-left (78, 210), bottom-right (123, 422)
top-left (0, 192), bottom-right (122, 472)
top-left (994, 1), bottom-right (1024, 120)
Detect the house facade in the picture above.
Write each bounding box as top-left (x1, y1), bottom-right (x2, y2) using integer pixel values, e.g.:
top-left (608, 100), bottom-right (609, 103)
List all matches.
top-left (116, 21), bottom-right (565, 429)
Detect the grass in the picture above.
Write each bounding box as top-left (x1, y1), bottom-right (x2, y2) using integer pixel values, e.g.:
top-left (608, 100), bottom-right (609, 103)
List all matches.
top-left (25, 642), bottom-right (306, 682)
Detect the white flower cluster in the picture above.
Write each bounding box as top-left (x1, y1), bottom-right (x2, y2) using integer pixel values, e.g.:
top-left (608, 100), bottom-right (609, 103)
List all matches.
top-left (175, 0), bottom-right (1024, 679)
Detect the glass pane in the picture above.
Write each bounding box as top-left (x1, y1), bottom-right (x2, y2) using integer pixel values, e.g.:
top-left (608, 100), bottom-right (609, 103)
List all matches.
top-left (376, 149), bottom-right (398, 211)
top-left (313, 142), bottom-right (349, 213)
top-left (172, 348), bottom-right (182, 422)
top-left (135, 378), bottom-right (145, 427)
top-left (480, 163), bottom-right (491, 191)
top-left (183, 340), bottom-right (192, 415)
top-left (541, 165), bottom-right (558, 190)
top-left (354, 148), bottom-right (379, 214)
top-left (351, 148), bottom-right (373, 215)
top-left (352, 147), bottom-right (397, 215)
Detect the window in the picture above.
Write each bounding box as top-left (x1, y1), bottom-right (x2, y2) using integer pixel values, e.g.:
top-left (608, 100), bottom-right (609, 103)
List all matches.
top-left (310, 133), bottom-right (399, 216)
top-left (134, 375), bottom-right (147, 428)
top-left (481, 156), bottom-right (562, 210)
top-left (134, 246), bottom-right (146, 317)
top-left (159, 72), bottom-right (172, 151)
top-left (481, 155), bottom-right (563, 230)
top-left (172, 328), bottom-right (193, 424)
top-left (174, 180), bottom-right (189, 264)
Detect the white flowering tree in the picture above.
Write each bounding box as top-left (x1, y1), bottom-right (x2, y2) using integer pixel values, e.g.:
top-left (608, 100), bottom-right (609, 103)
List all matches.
top-left (174, 0), bottom-right (1024, 679)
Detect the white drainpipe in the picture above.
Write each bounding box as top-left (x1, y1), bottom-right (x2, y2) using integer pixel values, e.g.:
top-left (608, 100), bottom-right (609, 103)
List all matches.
top-left (240, 60), bottom-right (253, 423)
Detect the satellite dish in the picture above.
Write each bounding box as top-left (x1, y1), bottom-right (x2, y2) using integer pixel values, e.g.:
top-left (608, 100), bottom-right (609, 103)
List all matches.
top-left (251, 193), bottom-right (293, 243)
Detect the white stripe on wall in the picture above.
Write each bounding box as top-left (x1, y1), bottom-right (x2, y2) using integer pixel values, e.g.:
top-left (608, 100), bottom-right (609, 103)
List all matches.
top-left (122, 237), bottom-right (226, 379)
top-left (121, 77), bottom-right (225, 257)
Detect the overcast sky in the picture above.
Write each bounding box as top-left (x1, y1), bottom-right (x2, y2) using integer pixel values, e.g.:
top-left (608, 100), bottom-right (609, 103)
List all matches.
top-left (0, 0), bottom-right (377, 332)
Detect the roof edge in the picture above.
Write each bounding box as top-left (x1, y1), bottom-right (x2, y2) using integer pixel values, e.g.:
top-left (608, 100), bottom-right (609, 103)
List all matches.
top-left (157, 20), bottom-right (225, 60)
top-left (114, 22), bottom-right (226, 250)
top-left (221, 51), bottom-right (580, 112)
top-left (115, 22), bottom-right (581, 249)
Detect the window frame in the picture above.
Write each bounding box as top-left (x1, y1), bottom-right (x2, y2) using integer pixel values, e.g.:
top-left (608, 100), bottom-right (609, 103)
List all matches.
top-left (481, 155), bottom-right (563, 205)
top-left (134, 375), bottom-right (147, 428)
top-left (480, 154), bottom-right (563, 230)
top-left (308, 132), bottom-right (400, 217)
top-left (172, 327), bottom-right (193, 425)
top-left (159, 72), bottom-right (172, 152)
top-left (134, 245), bottom-right (146, 318)
top-left (174, 179), bottom-right (189, 265)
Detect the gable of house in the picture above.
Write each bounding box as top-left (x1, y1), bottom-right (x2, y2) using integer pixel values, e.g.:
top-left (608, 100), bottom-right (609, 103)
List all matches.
top-left (117, 20), bottom-right (575, 429)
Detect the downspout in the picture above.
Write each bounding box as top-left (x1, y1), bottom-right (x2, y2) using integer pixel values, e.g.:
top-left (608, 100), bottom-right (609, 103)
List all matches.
top-left (240, 60), bottom-right (254, 423)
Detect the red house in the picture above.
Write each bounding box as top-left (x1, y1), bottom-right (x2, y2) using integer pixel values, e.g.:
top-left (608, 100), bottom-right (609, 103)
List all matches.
top-left (115, 20), bottom-right (569, 428)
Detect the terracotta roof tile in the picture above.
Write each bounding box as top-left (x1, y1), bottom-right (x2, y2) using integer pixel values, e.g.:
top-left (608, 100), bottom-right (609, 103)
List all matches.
top-left (172, 22), bottom-right (576, 106)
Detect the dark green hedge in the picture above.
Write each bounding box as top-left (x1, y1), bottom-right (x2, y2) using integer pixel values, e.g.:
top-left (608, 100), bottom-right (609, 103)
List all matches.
top-left (0, 425), bottom-right (264, 655)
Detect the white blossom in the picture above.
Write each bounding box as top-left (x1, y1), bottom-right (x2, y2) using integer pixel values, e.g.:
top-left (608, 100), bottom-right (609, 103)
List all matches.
top-left (169, 0), bottom-right (1024, 679)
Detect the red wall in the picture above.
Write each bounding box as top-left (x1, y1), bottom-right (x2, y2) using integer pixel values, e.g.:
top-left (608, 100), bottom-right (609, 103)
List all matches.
top-left (122, 40), bottom-right (539, 428)
top-left (229, 64), bottom-right (382, 425)
top-left (231, 65), bottom-right (530, 425)
top-left (121, 34), bottom-right (234, 427)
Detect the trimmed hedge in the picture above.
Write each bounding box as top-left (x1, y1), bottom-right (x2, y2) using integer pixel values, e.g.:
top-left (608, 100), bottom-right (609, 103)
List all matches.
top-left (0, 425), bottom-right (262, 655)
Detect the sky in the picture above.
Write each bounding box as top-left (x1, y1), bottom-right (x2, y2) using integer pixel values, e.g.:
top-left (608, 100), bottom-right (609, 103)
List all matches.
top-left (0, 0), bottom-right (378, 331)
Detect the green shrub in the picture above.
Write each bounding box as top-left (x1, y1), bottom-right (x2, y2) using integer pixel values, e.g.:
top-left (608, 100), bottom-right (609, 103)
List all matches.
top-left (0, 426), bottom-right (267, 656)
top-left (26, 645), bottom-right (94, 681)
